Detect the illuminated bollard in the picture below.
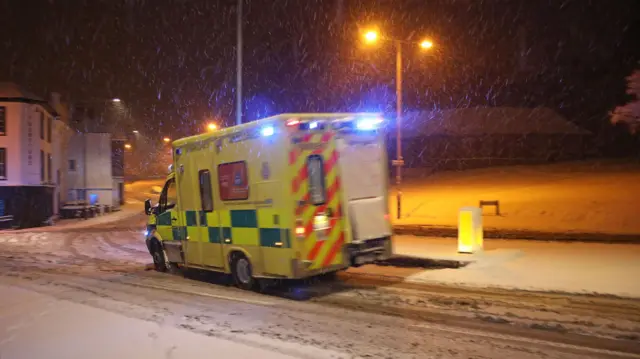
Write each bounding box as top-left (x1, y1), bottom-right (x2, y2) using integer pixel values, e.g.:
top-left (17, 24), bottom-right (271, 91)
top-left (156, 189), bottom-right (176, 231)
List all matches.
top-left (458, 206), bottom-right (484, 254)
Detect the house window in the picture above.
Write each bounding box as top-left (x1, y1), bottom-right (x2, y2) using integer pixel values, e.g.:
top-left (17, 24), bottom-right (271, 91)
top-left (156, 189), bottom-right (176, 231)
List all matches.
top-left (199, 169), bottom-right (214, 212)
top-left (0, 148), bottom-right (6, 180)
top-left (39, 111), bottom-right (44, 140)
top-left (40, 150), bottom-right (44, 182)
top-left (47, 153), bottom-right (52, 183)
top-left (47, 117), bottom-right (52, 143)
top-left (217, 161), bottom-right (249, 201)
top-left (0, 106), bottom-right (6, 136)
top-left (69, 159), bottom-right (76, 171)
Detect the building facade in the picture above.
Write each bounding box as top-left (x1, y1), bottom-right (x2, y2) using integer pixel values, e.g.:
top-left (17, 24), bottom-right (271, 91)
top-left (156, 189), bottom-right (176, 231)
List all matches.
top-left (0, 82), bottom-right (126, 228)
top-left (66, 133), bottom-right (125, 207)
top-left (0, 83), bottom-right (62, 227)
top-left (388, 107), bottom-right (593, 174)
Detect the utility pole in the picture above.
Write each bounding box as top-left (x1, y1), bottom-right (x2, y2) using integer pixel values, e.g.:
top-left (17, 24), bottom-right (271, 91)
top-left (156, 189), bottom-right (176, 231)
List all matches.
top-left (236, 0), bottom-right (243, 126)
top-left (394, 40), bottom-right (404, 219)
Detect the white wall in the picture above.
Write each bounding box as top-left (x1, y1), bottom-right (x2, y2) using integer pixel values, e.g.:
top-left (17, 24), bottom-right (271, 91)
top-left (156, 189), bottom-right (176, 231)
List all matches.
top-left (20, 104), bottom-right (54, 186)
top-left (0, 102), bottom-right (24, 185)
top-left (52, 121), bottom-right (73, 212)
top-left (66, 133), bottom-right (116, 207)
top-left (66, 133), bottom-right (85, 200)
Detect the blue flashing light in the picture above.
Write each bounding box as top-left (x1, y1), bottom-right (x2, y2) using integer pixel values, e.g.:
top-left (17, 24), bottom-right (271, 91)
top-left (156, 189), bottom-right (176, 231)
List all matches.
top-left (143, 230), bottom-right (149, 237)
top-left (261, 126), bottom-right (275, 137)
top-left (356, 117), bottom-right (384, 131)
top-left (309, 121), bottom-right (318, 129)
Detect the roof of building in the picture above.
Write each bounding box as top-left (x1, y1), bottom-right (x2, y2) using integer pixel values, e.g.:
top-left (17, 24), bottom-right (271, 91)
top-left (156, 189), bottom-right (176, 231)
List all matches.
top-left (394, 107), bottom-right (590, 137)
top-left (0, 82), bottom-right (59, 116)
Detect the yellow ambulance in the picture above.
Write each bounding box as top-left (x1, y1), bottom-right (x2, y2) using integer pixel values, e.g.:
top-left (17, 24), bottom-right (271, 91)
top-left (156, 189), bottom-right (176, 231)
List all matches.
top-left (143, 113), bottom-right (392, 290)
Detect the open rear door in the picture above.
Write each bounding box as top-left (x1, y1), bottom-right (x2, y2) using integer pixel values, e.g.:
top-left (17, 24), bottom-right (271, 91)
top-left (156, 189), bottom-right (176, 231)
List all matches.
top-left (337, 134), bottom-right (391, 243)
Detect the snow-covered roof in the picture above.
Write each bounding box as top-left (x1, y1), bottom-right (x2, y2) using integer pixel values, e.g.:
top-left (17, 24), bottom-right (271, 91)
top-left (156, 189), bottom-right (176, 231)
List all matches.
top-left (0, 82), bottom-right (46, 101)
top-left (0, 82), bottom-right (58, 116)
top-left (392, 107), bottom-right (590, 138)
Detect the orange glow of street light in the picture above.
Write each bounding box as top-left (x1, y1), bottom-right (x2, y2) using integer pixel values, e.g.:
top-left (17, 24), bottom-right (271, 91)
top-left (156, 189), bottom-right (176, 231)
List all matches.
top-left (163, 137), bottom-right (171, 143)
top-left (207, 123), bottom-right (218, 132)
top-left (420, 39), bottom-right (434, 50)
top-left (363, 30), bottom-right (379, 44)
top-left (124, 143), bottom-right (132, 150)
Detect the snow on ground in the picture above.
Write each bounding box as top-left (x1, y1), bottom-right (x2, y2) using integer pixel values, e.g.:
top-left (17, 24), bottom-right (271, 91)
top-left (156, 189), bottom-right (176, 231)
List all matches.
top-left (0, 283), bottom-right (340, 359)
top-left (387, 235), bottom-right (640, 298)
top-left (393, 160), bottom-right (640, 235)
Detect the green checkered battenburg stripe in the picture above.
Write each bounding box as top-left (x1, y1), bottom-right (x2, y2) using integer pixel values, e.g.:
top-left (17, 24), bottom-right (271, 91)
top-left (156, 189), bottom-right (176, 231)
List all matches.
top-left (173, 209), bottom-right (290, 248)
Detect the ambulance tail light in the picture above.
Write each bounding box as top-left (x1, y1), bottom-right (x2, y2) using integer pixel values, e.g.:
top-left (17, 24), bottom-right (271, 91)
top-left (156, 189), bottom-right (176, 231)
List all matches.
top-left (295, 219), bottom-right (306, 238)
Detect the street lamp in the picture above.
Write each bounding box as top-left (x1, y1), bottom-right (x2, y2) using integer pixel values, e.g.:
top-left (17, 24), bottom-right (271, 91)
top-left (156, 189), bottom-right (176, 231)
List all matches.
top-left (361, 28), bottom-right (435, 219)
top-left (207, 123), bottom-right (218, 132)
top-left (111, 98), bottom-right (121, 103)
top-left (364, 30), bottom-right (379, 44)
top-left (420, 40), bottom-right (434, 49)
top-left (124, 143), bottom-right (132, 150)
top-left (163, 137), bottom-right (171, 143)
top-left (132, 130), bottom-right (139, 134)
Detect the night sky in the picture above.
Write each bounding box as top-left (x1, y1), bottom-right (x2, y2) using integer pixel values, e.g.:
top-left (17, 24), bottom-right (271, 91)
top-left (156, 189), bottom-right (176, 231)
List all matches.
top-left (1, 0), bottom-right (638, 138)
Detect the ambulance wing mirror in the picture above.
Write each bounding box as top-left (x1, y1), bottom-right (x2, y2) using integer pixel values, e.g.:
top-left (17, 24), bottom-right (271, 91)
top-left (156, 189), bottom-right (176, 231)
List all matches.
top-left (144, 199), bottom-right (152, 215)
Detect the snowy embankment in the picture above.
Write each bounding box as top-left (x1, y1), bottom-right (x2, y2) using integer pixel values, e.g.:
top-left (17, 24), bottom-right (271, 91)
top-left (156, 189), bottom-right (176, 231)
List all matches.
top-left (393, 160), bottom-right (640, 237)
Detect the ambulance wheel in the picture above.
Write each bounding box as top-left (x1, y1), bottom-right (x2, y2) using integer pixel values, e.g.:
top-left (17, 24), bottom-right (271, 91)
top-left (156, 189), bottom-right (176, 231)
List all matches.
top-left (151, 240), bottom-right (180, 274)
top-left (231, 253), bottom-right (257, 291)
top-left (151, 241), bottom-right (167, 272)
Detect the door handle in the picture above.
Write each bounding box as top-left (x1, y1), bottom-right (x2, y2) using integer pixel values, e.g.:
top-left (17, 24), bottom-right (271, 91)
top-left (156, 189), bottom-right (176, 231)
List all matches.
top-left (171, 218), bottom-right (177, 222)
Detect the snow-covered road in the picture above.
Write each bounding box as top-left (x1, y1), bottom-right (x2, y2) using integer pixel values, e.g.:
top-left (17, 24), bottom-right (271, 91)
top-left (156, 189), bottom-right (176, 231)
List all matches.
top-left (0, 230), bottom-right (638, 358)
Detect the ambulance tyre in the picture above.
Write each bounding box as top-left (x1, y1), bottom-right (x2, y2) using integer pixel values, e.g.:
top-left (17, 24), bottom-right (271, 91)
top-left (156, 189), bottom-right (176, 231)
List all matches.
top-left (230, 252), bottom-right (257, 291)
top-left (150, 239), bottom-right (179, 274)
top-left (150, 239), bottom-right (167, 272)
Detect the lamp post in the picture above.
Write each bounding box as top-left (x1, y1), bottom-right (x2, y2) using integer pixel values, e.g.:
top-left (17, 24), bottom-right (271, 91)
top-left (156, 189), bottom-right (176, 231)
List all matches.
top-left (236, 0), bottom-right (243, 126)
top-left (361, 29), bottom-right (435, 219)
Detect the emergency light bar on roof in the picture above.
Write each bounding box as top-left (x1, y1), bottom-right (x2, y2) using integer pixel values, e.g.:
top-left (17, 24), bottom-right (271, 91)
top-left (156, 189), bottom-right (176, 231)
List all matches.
top-left (285, 115), bottom-right (384, 132)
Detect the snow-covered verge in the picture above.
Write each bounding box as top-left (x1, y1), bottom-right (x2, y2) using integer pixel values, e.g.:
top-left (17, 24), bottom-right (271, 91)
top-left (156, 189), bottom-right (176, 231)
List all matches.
top-left (388, 236), bottom-right (640, 298)
top-left (393, 160), bottom-right (640, 235)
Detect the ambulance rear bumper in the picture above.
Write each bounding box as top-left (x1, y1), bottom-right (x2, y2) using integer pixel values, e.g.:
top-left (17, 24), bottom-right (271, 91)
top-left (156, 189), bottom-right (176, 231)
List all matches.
top-left (346, 236), bottom-right (392, 267)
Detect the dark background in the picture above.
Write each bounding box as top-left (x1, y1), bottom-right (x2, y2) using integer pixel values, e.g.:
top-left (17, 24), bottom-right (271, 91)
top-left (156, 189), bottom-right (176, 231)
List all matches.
top-left (1, 0), bottom-right (638, 143)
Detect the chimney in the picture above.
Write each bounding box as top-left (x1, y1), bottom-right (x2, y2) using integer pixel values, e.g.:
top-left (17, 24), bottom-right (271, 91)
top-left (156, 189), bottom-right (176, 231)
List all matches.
top-left (50, 92), bottom-right (61, 108)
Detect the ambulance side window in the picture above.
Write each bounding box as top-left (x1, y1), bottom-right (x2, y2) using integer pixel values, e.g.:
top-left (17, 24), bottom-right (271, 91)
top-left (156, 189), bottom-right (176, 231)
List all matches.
top-left (199, 169), bottom-right (214, 212)
top-left (307, 155), bottom-right (326, 205)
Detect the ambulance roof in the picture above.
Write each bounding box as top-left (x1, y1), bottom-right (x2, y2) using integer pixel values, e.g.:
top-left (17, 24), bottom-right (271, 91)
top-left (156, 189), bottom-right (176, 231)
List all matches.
top-left (172, 112), bottom-right (382, 147)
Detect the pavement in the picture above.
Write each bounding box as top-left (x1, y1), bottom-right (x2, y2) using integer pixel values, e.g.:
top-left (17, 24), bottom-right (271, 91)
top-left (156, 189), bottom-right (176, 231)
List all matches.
top-left (374, 235), bottom-right (640, 298)
top-left (391, 222), bottom-right (640, 243)
top-left (2, 201), bottom-right (145, 234)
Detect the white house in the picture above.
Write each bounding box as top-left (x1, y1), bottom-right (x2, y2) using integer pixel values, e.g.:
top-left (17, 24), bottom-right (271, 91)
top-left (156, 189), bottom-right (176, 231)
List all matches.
top-left (0, 82), bottom-right (63, 227)
top-left (0, 82), bottom-right (125, 228)
top-left (66, 132), bottom-right (125, 207)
